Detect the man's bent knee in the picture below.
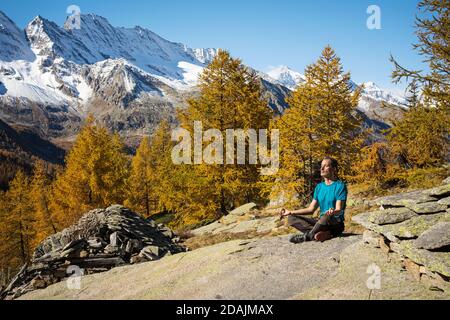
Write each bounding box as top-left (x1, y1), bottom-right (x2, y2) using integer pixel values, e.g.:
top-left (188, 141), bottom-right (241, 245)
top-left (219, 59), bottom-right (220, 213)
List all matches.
top-left (318, 215), bottom-right (331, 225)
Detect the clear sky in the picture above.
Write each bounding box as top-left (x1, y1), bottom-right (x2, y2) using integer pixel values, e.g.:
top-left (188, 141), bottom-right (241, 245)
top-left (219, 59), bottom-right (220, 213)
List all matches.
top-left (1, 0), bottom-right (426, 93)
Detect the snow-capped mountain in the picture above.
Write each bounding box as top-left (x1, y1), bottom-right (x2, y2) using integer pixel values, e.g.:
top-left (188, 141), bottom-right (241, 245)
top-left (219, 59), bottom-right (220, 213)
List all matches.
top-left (264, 65), bottom-right (406, 108)
top-left (0, 10), bottom-right (406, 149)
top-left (0, 11), bottom-right (35, 62)
top-left (359, 81), bottom-right (406, 106)
top-left (25, 13), bottom-right (217, 82)
top-left (0, 11), bottom-right (223, 137)
top-left (266, 66), bottom-right (305, 90)
top-left (0, 11), bottom-right (293, 143)
top-left (189, 48), bottom-right (218, 64)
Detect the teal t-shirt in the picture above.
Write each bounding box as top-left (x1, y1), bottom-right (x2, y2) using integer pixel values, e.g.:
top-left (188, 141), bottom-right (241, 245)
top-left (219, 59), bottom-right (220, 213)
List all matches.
top-left (313, 180), bottom-right (347, 221)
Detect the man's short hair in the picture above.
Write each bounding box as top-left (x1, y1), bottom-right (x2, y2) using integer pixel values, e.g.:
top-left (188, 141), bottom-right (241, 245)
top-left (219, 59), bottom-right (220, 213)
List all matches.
top-left (323, 156), bottom-right (339, 171)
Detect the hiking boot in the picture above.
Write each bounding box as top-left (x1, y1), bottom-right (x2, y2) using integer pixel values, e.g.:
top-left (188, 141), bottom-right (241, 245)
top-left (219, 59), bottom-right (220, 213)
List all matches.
top-left (290, 233), bottom-right (307, 244)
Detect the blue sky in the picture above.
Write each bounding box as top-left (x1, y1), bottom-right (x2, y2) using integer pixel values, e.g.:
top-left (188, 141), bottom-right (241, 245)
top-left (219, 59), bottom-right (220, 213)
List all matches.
top-left (1, 0), bottom-right (426, 92)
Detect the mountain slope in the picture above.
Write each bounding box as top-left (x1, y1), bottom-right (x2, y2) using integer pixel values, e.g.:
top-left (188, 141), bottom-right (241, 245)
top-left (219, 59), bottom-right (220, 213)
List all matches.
top-left (0, 118), bottom-right (65, 189)
top-left (26, 13), bottom-right (214, 81)
top-left (0, 11), bottom-right (35, 62)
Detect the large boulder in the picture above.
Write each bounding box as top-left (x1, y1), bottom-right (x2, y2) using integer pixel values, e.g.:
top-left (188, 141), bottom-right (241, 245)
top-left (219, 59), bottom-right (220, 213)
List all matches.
top-left (406, 202), bottom-right (447, 215)
top-left (370, 190), bottom-right (437, 208)
top-left (438, 197), bottom-right (450, 206)
top-left (414, 222), bottom-right (450, 250)
top-left (368, 207), bottom-right (417, 225)
top-left (228, 203), bottom-right (257, 216)
top-left (426, 184), bottom-right (450, 198)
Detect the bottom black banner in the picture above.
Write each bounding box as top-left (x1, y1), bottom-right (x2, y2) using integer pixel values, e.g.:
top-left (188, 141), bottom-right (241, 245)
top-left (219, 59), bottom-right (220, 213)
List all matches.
top-left (0, 300), bottom-right (443, 318)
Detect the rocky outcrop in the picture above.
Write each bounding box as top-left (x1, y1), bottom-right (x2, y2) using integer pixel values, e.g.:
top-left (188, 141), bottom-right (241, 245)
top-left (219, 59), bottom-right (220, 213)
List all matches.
top-left (295, 241), bottom-right (448, 300)
top-left (18, 235), bottom-right (362, 300)
top-left (0, 205), bottom-right (184, 300)
top-left (17, 232), bottom-right (449, 300)
top-left (353, 180), bottom-right (450, 292)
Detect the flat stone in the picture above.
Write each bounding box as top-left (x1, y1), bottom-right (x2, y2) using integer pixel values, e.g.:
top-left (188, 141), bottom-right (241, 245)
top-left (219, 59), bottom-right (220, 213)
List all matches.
top-left (222, 220), bottom-right (259, 234)
top-left (371, 190), bottom-right (436, 207)
top-left (87, 238), bottom-right (105, 249)
top-left (255, 217), bottom-right (279, 233)
top-left (407, 202), bottom-right (447, 215)
top-left (354, 212), bottom-right (450, 240)
top-left (426, 184), bottom-right (450, 198)
top-left (158, 227), bottom-right (173, 238)
top-left (103, 244), bottom-right (119, 254)
top-left (390, 240), bottom-right (450, 277)
top-left (443, 177), bottom-right (450, 185)
top-left (437, 197), bottom-right (450, 206)
top-left (190, 221), bottom-right (222, 236)
top-left (229, 203), bottom-right (257, 216)
top-left (368, 207), bottom-right (417, 225)
top-left (125, 239), bottom-right (143, 254)
top-left (109, 232), bottom-right (119, 247)
top-left (61, 240), bottom-right (86, 252)
top-left (220, 214), bottom-right (240, 225)
top-left (414, 222), bottom-right (450, 250)
top-left (389, 213), bottom-right (450, 239)
top-left (352, 212), bottom-right (400, 243)
top-left (139, 245), bottom-right (160, 259)
top-left (218, 216), bottom-right (278, 235)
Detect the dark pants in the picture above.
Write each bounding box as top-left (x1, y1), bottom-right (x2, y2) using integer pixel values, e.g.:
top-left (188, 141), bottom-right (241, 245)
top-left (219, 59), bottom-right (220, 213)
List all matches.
top-left (288, 215), bottom-right (345, 241)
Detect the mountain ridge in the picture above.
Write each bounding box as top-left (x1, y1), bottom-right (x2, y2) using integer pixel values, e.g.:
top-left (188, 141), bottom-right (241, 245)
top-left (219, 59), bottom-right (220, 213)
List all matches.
top-left (0, 10), bottom-right (405, 151)
top-left (266, 65), bottom-right (407, 107)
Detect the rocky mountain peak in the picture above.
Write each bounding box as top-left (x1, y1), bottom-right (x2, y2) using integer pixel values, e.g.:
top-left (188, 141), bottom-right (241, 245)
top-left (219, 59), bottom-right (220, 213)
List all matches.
top-left (266, 65), bottom-right (306, 90)
top-left (0, 11), bottom-right (35, 62)
top-left (360, 81), bottom-right (406, 106)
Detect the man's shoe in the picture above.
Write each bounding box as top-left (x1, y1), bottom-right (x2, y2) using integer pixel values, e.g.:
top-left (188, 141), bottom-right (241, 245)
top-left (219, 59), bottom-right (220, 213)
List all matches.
top-left (290, 233), bottom-right (307, 244)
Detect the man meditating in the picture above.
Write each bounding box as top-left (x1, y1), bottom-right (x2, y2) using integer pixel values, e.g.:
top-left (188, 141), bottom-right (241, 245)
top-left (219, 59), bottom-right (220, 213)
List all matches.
top-left (280, 157), bottom-right (347, 243)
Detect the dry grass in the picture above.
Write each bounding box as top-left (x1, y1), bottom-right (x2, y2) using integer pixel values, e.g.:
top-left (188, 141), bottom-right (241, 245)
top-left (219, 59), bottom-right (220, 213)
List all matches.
top-left (348, 166), bottom-right (449, 199)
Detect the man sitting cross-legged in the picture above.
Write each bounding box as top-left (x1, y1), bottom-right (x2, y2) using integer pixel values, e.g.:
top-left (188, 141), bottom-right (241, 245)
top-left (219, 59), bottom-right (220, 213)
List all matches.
top-left (280, 156), bottom-right (347, 243)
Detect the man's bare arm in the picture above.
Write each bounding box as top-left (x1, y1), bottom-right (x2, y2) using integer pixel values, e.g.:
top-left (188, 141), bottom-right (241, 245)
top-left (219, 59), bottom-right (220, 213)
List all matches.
top-left (281, 200), bottom-right (318, 217)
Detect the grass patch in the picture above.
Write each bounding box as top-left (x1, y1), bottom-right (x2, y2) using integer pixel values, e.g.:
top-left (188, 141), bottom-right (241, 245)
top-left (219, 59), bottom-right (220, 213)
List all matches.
top-left (151, 212), bottom-right (175, 226)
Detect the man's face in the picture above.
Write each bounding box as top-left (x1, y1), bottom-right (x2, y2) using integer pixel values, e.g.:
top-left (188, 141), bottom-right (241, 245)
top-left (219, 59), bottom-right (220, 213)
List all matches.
top-left (320, 159), bottom-right (335, 178)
